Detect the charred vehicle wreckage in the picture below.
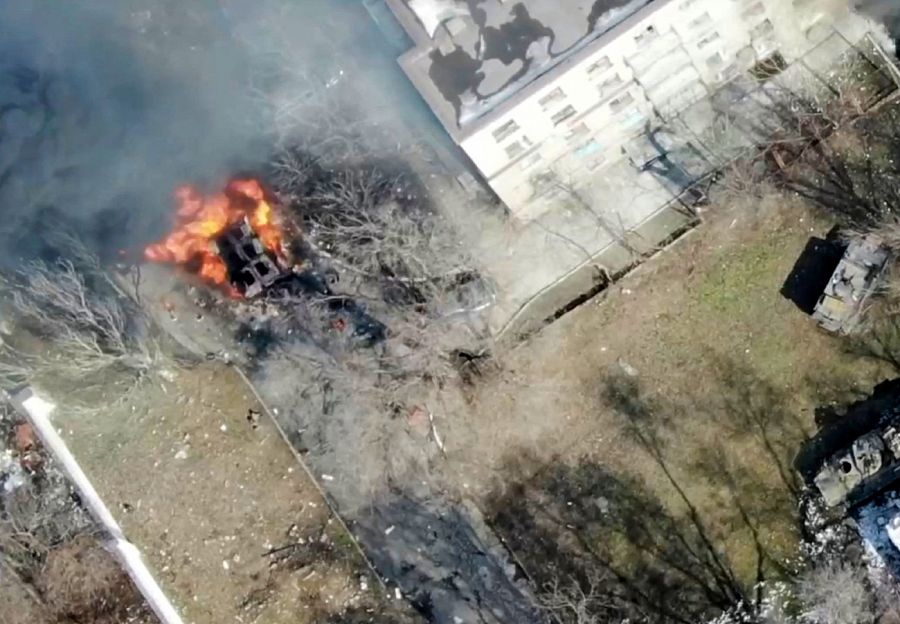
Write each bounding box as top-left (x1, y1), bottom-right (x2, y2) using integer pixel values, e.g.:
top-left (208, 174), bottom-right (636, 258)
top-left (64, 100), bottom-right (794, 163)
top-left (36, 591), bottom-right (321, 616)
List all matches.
top-left (142, 177), bottom-right (388, 349)
top-left (795, 380), bottom-right (900, 576)
top-left (139, 156), bottom-right (497, 363)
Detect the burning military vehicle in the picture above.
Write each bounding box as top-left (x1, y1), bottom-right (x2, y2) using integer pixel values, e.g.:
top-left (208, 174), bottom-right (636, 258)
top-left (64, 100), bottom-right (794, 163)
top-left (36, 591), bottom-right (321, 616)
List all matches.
top-left (142, 177), bottom-right (385, 348)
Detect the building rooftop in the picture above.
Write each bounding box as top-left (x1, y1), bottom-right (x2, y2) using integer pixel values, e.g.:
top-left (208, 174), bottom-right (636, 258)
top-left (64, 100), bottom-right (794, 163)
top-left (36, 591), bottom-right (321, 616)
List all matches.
top-left (388, 0), bottom-right (654, 137)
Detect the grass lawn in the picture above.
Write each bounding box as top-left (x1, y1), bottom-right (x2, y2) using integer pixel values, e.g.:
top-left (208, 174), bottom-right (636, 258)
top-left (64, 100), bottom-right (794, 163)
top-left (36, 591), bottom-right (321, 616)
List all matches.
top-left (438, 194), bottom-right (891, 600)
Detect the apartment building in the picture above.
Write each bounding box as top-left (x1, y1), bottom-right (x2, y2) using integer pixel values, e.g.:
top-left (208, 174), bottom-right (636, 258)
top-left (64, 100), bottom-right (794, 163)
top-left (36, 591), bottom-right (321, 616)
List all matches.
top-left (385, 0), bottom-right (880, 221)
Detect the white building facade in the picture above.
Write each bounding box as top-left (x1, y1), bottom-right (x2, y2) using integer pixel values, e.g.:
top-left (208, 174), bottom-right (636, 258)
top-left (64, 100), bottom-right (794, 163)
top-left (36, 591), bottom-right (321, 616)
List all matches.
top-left (386, 0), bottom-right (884, 221)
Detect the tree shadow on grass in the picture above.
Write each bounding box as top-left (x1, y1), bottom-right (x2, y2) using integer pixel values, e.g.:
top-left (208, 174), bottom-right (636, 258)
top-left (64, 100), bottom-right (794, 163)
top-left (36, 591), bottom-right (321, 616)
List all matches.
top-left (843, 309), bottom-right (900, 375)
top-left (484, 360), bottom-right (818, 623)
top-left (702, 356), bottom-right (811, 502)
top-left (487, 450), bottom-right (751, 624)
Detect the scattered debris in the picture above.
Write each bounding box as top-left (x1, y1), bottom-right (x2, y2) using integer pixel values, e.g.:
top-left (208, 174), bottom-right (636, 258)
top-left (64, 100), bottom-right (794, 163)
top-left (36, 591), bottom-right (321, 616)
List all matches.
top-left (617, 357), bottom-right (639, 377)
top-left (14, 422), bottom-right (37, 453)
top-left (20, 449), bottom-right (43, 472)
top-left (407, 406), bottom-right (429, 436)
top-left (428, 410), bottom-right (445, 454)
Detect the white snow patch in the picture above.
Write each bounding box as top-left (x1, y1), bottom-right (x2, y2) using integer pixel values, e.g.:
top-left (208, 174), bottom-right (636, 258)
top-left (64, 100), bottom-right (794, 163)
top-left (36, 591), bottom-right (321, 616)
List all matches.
top-left (856, 493), bottom-right (900, 576)
top-left (407, 0), bottom-right (467, 37)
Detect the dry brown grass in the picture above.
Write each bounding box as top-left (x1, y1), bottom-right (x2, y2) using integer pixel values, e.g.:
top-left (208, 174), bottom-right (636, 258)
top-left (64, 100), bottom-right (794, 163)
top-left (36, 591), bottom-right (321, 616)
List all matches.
top-left (0, 534), bottom-right (157, 624)
top-left (38, 535), bottom-right (150, 622)
top-left (439, 194), bottom-right (888, 603)
top-left (0, 575), bottom-right (53, 624)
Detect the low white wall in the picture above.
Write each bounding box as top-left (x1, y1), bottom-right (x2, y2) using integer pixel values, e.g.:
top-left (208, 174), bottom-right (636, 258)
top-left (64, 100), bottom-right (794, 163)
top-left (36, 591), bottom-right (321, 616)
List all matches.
top-left (7, 387), bottom-right (184, 624)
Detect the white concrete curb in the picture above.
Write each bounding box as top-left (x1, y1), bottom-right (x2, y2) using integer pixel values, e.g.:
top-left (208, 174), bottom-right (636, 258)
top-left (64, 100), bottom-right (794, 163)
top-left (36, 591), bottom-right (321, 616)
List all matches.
top-left (7, 388), bottom-right (184, 624)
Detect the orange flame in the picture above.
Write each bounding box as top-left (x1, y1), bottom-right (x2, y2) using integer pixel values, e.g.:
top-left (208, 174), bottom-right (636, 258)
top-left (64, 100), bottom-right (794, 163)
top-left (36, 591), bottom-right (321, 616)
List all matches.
top-left (145, 179), bottom-right (285, 295)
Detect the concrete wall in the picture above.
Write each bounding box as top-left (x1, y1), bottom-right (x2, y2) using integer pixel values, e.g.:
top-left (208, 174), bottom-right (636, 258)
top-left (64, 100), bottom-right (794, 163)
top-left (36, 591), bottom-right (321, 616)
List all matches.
top-left (460, 0), bottom-right (877, 222)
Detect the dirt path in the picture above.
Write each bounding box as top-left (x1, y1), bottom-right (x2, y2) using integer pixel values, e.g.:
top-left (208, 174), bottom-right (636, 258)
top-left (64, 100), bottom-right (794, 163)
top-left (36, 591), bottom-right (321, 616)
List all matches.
top-left (51, 363), bottom-right (412, 624)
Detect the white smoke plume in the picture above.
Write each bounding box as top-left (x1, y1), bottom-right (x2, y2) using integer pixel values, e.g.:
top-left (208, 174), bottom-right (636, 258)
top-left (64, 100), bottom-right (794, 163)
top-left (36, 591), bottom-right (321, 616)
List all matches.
top-left (0, 0), bottom-right (370, 260)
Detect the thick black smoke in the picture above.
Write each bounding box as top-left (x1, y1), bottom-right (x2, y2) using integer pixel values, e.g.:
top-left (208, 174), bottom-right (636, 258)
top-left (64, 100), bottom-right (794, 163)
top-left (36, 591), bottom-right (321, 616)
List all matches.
top-left (0, 2), bottom-right (278, 259)
top-left (857, 0), bottom-right (900, 39)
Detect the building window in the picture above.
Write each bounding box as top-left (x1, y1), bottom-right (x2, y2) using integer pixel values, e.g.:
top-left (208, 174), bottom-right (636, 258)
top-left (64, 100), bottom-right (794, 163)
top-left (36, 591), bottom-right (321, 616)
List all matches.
top-left (748, 51), bottom-right (786, 81)
top-left (551, 105), bottom-right (577, 126)
top-left (689, 12), bottom-right (713, 30)
top-left (586, 56), bottom-right (613, 78)
top-left (697, 32), bottom-right (721, 49)
top-left (575, 140), bottom-right (604, 158)
top-left (717, 63), bottom-right (739, 83)
top-left (598, 74), bottom-right (625, 99)
top-left (565, 123), bottom-right (590, 142)
top-left (576, 140), bottom-right (606, 171)
top-left (538, 87), bottom-right (567, 110)
top-left (505, 141), bottom-right (526, 160)
top-left (609, 93), bottom-right (635, 114)
top-left (492, 120), bottom-right (519, 142)
top-left (706, 52), bottom-right (724, 68)
top-left (621, 111), bottom-right (646, 130)
top-left (742, 2), bottom-right (766, 18)
top-left (634, 25), bottom-right (658, 46)
top-left (750, 19), bottom-right (775, 39)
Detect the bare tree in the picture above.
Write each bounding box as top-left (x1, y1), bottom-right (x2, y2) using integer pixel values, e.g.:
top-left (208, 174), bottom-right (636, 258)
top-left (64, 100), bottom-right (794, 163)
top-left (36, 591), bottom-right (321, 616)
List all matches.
top-left (3, 258), bottom-right (154, 381)
top-left (268, 148), bottom-right (491, 397)
top-left (796, 559), bottom-right (875, 624)
top-left (272, 155), bottom-right (475, 293)
top-left (538, 573), bottom-right (616, 624)
top-left (0, 235), bottom-right (171, 403)
top-left (763, 58), bottom-right (900, 228)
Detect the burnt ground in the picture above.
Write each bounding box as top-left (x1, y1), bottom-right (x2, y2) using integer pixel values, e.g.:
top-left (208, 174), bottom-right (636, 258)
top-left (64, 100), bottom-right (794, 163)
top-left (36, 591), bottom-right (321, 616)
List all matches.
top-left (104, 158), bottom-right (538, 622)
top-left (149, 279), bottom-right (531, 624)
